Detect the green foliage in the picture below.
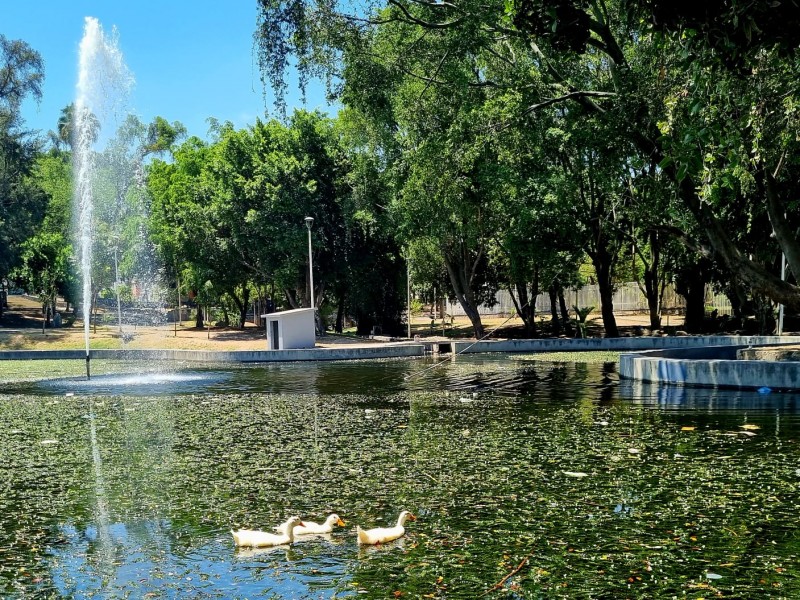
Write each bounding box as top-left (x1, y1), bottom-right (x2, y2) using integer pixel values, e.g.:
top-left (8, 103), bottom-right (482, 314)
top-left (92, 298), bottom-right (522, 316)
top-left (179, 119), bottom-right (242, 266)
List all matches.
top-left (147, 110), bottom-right (407, 333)
top-left (255, 0), bottom-right (800, 320)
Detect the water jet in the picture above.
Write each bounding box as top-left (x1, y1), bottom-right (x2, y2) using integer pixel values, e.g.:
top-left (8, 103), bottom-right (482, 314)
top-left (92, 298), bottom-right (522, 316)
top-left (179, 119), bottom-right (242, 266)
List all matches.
top-left (73, 17), bottom-right (133, 379)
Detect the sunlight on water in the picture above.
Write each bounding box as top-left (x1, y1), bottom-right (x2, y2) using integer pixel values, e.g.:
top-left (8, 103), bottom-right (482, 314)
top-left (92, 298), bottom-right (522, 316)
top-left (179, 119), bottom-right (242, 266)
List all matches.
top-left (2, 356), bottom-right (800, 598)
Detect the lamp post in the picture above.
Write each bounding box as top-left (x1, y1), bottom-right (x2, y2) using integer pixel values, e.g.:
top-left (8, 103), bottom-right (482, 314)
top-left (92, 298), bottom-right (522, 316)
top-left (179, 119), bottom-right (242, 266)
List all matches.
top-left (304, 216), bottom-right (315, 309)
top-left (407, 256), bottom-right (411, 339)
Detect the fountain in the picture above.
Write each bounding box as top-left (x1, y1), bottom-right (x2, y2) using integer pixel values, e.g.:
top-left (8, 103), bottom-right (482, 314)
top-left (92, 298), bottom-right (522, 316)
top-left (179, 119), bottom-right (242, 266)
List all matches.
top-left (73, 17), bottom-right (133, 378)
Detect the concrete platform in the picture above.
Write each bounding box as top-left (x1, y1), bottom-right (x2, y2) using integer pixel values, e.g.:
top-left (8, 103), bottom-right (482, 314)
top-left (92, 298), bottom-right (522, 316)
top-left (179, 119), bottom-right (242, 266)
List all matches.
top-left (0, 344), bottom-right (427, 362)
top-left (620, 340), bottom-right (800, 390)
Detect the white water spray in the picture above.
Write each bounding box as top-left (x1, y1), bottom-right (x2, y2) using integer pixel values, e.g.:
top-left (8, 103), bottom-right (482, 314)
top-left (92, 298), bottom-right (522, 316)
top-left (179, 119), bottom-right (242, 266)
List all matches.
top-left (74, 17), bottom-right (133, 377)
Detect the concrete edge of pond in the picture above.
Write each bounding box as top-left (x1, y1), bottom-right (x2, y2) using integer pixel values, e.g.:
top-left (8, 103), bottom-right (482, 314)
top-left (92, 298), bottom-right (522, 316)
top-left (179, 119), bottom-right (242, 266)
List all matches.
top-left (619, 339), bottom-right (800, 390)
top-left (0, 344), bottom-right (428, 362)
top-left (450, 335), bottom-right (800, 355)
top-left (3, 335), bottom-right (800, 367)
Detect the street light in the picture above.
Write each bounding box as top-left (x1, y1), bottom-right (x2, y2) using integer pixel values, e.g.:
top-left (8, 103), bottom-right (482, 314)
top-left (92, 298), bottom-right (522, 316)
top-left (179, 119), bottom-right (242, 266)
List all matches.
top-left (304, 216), bottom-right (315, 309)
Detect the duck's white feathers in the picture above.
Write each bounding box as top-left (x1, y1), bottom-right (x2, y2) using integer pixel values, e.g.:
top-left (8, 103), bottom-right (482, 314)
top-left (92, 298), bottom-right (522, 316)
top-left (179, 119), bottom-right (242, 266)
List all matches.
top-left (232, 516), bottom-right (304, 548)
top-left (356, 511), bottom-right (416, 545)
top-left (292, 513), bottom-right (345, 535)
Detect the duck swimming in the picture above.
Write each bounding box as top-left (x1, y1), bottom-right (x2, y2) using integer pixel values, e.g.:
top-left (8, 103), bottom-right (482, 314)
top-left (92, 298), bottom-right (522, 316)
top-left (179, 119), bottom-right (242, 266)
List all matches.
top-left (356, 511), bottom-right (416, 545)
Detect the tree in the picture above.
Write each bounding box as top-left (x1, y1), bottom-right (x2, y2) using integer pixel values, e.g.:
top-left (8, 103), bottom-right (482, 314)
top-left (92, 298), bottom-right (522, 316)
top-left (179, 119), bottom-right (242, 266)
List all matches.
top-left (255, 0), bottom-right (800, 320)
top-left (0, 36), bottom-right (46, 318)
top-left (0, 35), bottom-right (43, 118)
top-left (13, 151), bottom-right (77, 317)
top-left (52, 103), bottom-right (100, 151)
top-left (0, 116), bottom-right (48, 310)
top-left (148, 112), bottom-right (348, 331)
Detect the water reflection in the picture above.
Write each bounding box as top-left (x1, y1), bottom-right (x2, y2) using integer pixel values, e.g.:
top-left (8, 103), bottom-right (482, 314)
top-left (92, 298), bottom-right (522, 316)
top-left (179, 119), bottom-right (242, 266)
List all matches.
top-left (621, 378), bottom-right (800, 412)
top-left (14, 355), bottom-right (601, 397)
top-left (2, 357), bottom-right (800, 598)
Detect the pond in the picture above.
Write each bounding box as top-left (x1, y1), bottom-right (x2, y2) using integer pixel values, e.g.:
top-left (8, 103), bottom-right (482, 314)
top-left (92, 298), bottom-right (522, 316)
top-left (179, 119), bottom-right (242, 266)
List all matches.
top-left (2, 355), bottom-right (800, 598)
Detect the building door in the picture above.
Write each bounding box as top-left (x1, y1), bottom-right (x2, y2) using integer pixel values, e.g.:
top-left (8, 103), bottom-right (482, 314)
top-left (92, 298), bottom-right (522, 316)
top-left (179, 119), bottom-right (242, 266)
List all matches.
top-left (270, 320), bottom-right (280, 350)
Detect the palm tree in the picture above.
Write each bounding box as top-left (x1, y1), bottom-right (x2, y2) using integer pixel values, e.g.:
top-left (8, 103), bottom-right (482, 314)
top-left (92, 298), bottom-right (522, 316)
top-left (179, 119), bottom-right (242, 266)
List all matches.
top-left (56, 103), bottom-right (100, 149)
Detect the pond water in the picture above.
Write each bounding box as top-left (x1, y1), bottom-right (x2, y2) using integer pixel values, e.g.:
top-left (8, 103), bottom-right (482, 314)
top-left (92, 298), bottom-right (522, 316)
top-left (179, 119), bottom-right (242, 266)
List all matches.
top-left (2, 355), bottom-right (800, 598)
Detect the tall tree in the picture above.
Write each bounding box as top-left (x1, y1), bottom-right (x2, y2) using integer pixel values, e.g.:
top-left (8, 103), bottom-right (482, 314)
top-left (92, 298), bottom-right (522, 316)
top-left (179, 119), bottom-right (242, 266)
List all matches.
top-left (255, 0), bottom-right (800, 316)
top-left (0, 35), bottom-right (46, 317)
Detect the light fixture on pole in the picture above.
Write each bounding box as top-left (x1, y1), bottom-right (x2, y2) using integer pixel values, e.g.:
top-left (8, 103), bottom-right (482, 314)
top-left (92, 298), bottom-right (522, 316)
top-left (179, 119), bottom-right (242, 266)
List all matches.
top-left (406, 255), bottom-right (411, 339)
top-left (304, 216), bottom-right (315, 309)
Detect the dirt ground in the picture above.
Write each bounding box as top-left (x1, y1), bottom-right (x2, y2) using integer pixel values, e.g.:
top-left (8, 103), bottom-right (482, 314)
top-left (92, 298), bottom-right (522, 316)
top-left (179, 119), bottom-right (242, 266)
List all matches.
top-left (0, 294), bottom-right (683, 351)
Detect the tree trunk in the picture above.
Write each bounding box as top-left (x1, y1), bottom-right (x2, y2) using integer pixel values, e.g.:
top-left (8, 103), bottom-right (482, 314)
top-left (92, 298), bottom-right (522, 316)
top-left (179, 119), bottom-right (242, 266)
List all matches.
top-left (335, 293), bottom-right (345, 333)
top-left (229, 286), bottom-right (250, 329)
top-left (195, 305), bottom-right (204, 329)
top-left (763, 170), bottom-right (800, 281)
top-left (557, 287), bottom-right (571, 334)
top-left (676, 260), bottom-right (709, 333)
top-left (220, 305), bottom-right (230, 327)
top-left (444, 258), bottom-right (484, 338)
top-left (283, 288), bottom-right (300, 309)
top-left (548, 284), bottom-right (561, 334)
top-left (640, 230), bottom-right (663, 329)
top-left (643, 265), bottom-right (661, 329)
top-left (511, 277), bottom-right (537, 337)
top-left (683, 285), bottom-right (705, 333)
top-left (591, 254), bottom-right (619, 337)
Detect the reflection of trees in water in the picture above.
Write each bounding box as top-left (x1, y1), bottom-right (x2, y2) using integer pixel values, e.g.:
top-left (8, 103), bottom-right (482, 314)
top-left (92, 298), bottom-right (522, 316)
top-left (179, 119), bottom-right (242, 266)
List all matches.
top-left (4, 360), bottom-right (800, 597)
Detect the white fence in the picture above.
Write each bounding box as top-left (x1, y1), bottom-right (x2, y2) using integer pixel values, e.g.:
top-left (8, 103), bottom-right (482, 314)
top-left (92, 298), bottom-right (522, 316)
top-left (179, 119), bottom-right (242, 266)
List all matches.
top-left (444, 283), bottom-right (730, 317)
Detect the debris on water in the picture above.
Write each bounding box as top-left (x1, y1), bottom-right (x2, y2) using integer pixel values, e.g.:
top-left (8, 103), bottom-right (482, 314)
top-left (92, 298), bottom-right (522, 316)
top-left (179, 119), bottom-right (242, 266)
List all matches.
top-left (562, 471), bottom-right (589, 478)
top-left (705, 572), bottom-right (723, 580)
top-left (594, 420), bottom-right (609, 426)
top-left (65, 392), bottom-right (74, 397)
top-left (757, 386), bottom-right (772, 394)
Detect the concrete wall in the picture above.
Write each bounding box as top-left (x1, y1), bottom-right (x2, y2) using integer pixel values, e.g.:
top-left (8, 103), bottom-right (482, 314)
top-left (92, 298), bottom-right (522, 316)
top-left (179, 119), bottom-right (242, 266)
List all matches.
top-left (451, 335), bottom-right (800, 355)
top-left (0, 345), bottom-right (427, 363)
top-left (619, 343), bottom-right (800, 390)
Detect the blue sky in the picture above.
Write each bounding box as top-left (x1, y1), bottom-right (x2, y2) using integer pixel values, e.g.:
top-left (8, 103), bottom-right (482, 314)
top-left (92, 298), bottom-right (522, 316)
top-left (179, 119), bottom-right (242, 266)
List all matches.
top-left (5, 1), bottom-right (330, 140)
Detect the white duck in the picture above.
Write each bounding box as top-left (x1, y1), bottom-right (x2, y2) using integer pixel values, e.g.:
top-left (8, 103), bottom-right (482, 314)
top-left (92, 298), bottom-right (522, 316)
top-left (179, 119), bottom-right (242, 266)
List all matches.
top-left (356, 511), bottom-right (416, 545)
top-left (232, 516), bottom-right (304, 548)
top-left (291, 513), bottom-right (346, 536)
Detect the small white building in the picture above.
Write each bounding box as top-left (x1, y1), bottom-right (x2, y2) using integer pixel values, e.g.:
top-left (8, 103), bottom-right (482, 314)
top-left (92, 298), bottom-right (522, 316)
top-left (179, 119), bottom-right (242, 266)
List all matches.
top-left (261, 308), bottom-right (316, 350)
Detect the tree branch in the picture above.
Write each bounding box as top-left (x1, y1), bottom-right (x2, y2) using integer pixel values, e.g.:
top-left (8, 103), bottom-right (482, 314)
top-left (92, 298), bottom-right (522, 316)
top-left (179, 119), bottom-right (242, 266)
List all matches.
top-left (388, 0), bottom-right (465, 29)
top-left (482, 553), bottom-right (533, 596)
top-left (764, 169), bottom-right (800, 279)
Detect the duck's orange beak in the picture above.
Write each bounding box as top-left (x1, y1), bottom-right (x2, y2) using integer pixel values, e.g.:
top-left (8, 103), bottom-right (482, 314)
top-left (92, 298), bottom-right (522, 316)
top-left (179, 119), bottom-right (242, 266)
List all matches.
top-left (299, 521), bottom-right (306, 527)
top-left (408, 513), bottom-right (417, 521)
top-left (336, 518), bottom-right (346, 527)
